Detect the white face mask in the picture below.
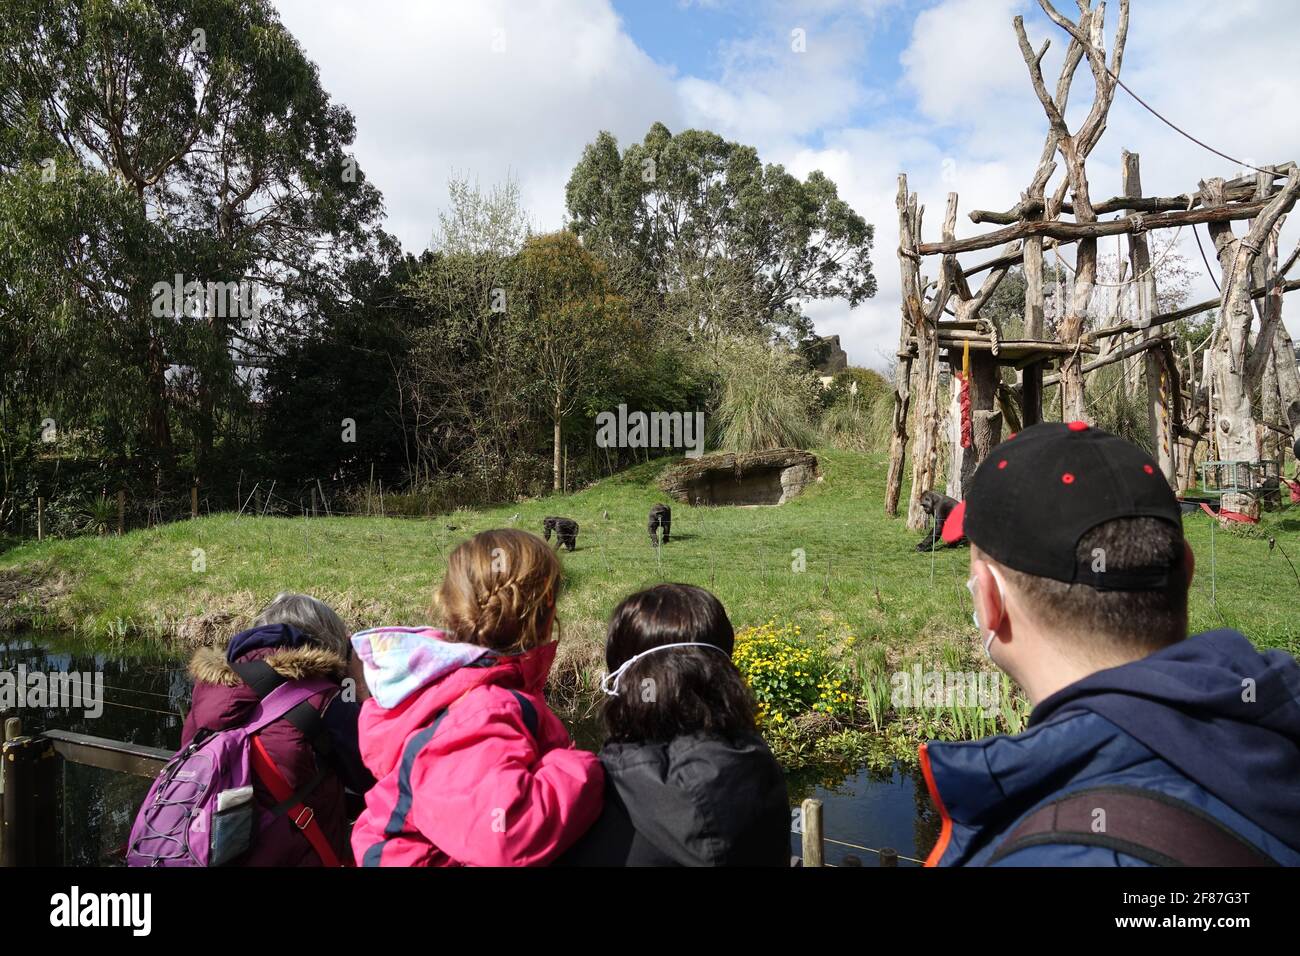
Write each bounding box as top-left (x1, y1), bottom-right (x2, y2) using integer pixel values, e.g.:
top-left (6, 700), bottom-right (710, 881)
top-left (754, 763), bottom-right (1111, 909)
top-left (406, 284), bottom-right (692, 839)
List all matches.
top-left (966, 567), bottom-right (1007, 659)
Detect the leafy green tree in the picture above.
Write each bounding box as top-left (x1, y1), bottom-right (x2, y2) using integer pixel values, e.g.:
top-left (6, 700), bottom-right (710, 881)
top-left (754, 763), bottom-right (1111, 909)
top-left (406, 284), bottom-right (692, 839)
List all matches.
top-left (0, 0), bottom-right (392, 485)
top-left (403, 177), bottom-right (539, 491)
top-left (517, 231), bottom-right (633, 490)
top-left (565, 123), bottom-right (876, 355)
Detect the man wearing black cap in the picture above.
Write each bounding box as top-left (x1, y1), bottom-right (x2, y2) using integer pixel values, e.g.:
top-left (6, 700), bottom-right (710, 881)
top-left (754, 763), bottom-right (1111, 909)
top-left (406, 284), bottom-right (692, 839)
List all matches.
top-left (919, 421), bottom-right (1300, 866)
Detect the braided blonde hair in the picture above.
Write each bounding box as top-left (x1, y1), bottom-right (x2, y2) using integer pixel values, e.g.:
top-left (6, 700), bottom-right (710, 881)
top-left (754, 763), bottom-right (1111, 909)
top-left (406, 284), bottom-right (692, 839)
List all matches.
top-left (433, 529), bottom-right (562, 652)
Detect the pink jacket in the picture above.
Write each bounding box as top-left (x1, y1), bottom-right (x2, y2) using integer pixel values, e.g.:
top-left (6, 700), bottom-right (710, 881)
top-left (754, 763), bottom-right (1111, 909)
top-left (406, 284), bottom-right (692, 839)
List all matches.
top-left (350, 627), bottom-right (603, 867)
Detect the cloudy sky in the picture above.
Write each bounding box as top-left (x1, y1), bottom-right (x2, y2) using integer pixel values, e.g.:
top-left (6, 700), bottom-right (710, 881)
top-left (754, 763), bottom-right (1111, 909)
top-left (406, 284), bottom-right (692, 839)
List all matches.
top-left (273, 0), bottom-right (1300, 370)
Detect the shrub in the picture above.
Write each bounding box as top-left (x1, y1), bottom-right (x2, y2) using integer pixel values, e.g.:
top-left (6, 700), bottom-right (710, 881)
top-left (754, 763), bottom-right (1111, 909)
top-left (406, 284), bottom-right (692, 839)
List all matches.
top-left (732, 620), bottom-right (854, 724)
top-left (711, 339), bottom-right (820, 452)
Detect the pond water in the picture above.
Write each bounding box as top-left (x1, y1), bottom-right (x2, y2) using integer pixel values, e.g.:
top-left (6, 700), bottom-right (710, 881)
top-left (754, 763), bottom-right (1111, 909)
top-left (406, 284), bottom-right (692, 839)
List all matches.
top-left (1, 632), bottom-right (936, 867)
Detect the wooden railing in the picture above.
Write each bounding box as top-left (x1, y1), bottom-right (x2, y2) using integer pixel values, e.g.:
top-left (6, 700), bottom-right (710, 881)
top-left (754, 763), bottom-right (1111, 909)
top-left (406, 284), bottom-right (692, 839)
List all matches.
top-left (0, 716), bottom-right (170, 867)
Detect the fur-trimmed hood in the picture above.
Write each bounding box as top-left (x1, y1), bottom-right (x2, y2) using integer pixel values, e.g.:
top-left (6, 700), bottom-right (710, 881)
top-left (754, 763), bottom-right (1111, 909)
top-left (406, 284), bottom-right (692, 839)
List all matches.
top-left (189, 642), bottom-right (348, 687)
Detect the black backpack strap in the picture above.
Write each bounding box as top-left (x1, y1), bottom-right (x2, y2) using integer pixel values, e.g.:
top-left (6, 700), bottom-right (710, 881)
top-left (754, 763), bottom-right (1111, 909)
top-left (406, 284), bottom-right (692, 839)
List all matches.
top-left (231, 659), bottom-right (335, 758)
top-left (988, 785), bottom-right (1279, 867)
top-left (508, 689), bottom-right (539, 736)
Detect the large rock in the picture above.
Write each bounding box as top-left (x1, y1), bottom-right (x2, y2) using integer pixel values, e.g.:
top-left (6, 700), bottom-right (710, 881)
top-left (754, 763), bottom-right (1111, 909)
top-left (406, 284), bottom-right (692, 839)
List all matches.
top-left (808, 335), bottom-right (848, 376)
top-left (658, 448), bottom-right (819, 506)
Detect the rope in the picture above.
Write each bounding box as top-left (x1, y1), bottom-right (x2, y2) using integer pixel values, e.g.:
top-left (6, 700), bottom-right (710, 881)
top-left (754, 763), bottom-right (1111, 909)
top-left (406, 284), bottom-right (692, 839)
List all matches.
top-left (822, 835), bottom-right (926, 865)
top-left (1045, 218), bottom-right (1188, 288)
top-left (1193, 223), bottom-right (1221, 292)
top-left (1091, 50), bottom-right (1274, 175)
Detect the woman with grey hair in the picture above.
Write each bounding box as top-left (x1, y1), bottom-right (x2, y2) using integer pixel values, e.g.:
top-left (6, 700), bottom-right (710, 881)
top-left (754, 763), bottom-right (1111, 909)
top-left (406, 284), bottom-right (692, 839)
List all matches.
top-left (181, 592), bottom-right (374, 866)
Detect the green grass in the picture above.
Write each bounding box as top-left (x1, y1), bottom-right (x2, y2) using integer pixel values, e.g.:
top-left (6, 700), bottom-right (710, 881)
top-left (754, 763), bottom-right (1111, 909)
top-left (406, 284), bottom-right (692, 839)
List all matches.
top-left (2, 448), bottom-right (1298, 756)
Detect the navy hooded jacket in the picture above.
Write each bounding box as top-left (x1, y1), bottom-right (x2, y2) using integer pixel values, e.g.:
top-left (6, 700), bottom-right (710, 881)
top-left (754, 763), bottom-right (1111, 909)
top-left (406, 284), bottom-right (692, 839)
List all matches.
top-left (921, 629), bottom-right (1300, 866)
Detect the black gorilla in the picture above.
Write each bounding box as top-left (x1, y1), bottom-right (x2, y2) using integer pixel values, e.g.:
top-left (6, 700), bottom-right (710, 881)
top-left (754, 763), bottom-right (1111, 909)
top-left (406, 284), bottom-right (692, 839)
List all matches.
top-left (648, 503), bottom-right (672, 546)
top-left (915, 490), bottom-right (962, 552)
top-left (542, 516), bottom-right (579, 551)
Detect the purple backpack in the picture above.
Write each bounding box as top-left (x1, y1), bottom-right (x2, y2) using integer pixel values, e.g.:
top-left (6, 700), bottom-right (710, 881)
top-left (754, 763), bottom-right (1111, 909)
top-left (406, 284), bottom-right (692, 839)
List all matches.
top-left (127, 677), bottom-right (334, 867)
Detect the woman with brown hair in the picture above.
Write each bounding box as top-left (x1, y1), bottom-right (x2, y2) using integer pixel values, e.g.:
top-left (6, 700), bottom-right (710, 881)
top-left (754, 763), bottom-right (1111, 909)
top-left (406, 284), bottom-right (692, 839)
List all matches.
top-left (559, 583), bottom-right (790, 866)
top-left (349, 529), bottom-right (604, 866)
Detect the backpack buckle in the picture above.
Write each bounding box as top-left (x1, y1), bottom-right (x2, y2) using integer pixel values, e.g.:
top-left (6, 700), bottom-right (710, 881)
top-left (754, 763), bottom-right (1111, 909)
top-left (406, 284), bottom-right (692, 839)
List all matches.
top-left (292, 806), bottom-right (315, 830)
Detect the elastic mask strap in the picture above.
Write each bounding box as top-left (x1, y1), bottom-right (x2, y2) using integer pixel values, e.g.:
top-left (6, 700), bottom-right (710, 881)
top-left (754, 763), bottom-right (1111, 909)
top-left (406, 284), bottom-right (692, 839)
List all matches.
top-left (600, 642), bottom-right (731, 696)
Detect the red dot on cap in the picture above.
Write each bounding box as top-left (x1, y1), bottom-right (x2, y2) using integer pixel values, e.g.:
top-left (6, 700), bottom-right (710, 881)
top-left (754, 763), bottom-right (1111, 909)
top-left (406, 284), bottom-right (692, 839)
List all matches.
top-left (1068, 420), bottom-right (1088, 431)
top-left (1062, 472), bottom-right (1076, 484)
top-left (998, 459), bottom-right (1008, 469)
top-left (1143, 464), bottom-right (1154, 475)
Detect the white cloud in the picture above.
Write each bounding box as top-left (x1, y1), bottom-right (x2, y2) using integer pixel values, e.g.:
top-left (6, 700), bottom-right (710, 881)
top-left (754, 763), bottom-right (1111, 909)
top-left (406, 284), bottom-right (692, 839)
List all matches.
top-left (272, 0), bottom-right (682, 253)
top-left (900, 0), bottom-right (1027, 125)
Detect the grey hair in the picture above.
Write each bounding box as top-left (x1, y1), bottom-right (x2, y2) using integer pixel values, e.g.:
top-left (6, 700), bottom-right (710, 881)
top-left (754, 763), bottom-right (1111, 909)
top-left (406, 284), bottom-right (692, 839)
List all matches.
top-left (253, 592), bottom-right (351, 660)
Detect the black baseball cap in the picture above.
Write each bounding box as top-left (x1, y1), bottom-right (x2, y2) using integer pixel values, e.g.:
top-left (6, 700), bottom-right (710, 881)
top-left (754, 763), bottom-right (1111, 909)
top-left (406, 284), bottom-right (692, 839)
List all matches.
top-left (941, 421), bottom-right (1184, 590)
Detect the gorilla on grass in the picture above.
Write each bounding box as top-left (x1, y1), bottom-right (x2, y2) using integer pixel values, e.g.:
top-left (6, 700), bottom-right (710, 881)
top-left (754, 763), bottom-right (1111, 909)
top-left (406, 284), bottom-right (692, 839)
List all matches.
top-left (915, 490), bottom-right (964, 552)
top-left (648, 504), bottom-right (671, 546)
top-left (542, 516), bottom-right (579, 551)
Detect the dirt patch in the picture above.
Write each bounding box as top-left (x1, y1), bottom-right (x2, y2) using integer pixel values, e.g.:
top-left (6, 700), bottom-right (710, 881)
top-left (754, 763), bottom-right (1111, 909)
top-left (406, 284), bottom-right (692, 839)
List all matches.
top-left (0, 563), bottom-right (72, 628)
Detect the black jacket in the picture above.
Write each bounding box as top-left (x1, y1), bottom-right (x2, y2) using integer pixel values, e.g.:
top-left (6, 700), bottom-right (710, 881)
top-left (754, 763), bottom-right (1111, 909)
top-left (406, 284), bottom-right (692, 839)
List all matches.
top-left (558, 732), bottom-right (790, 866)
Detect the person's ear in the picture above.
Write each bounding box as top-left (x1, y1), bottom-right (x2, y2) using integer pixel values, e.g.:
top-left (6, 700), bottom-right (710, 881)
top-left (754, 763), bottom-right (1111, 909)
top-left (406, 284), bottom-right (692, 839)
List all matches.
top-left (1183, 540), bottom-right (1195, 588)
top-left (972, 559), bottom-right (1007, 633)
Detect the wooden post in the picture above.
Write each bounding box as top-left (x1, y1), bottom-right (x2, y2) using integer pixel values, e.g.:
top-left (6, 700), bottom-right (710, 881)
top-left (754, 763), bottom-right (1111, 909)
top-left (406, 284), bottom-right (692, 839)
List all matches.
top-left (117, 490), bottom-right (125, 535)
top-left (885, 176), bottom-right (919, 518)
top-left (906, 194), bottom-right (958, 530)
top-left (1124, 152), bottom-right (1176, 486)
top-left (310, 487), bottom-right (317, 517)
top-left (800, 798), bottom-right (824, 867)
top-left (191, 484), bottom-right (199, 519)
top-left (1, 731), bottom-right (58, 866)
top-left (36, 497), bottom-right (43, 542)
top-left (879, 847), bottom-right (899, 867)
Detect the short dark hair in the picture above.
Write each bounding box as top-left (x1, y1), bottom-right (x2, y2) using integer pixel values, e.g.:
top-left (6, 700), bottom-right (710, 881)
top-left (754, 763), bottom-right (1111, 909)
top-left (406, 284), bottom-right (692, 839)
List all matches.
top-left (991, 516), bottom-right (1189, 652)
top-left (602, 584), bottom-right (757, 742)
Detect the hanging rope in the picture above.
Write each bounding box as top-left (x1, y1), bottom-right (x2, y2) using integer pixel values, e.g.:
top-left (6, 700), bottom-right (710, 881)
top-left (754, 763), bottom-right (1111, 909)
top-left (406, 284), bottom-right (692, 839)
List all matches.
top-left (1080, 42), bottom-right (1276, 176)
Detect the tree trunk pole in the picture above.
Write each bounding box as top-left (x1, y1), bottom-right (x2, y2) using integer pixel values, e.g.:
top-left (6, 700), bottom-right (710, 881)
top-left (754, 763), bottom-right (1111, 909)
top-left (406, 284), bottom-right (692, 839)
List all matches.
top-left (553, 414), bottom-right (562, 493)
top-left (1123, 152), bottom-right (1177, 485)
top-left (885, 176), bottom-right (917, 517)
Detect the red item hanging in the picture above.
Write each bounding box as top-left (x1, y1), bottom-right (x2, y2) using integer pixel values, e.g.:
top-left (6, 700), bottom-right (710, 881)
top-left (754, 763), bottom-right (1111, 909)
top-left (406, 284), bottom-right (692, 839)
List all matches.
top-left (959, 341), bottom-right (973, 449)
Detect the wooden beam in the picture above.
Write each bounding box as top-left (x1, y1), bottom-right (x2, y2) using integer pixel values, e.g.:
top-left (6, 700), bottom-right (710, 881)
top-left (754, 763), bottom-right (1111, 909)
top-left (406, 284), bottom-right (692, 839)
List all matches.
top-left (919, 197), bottom-right (1277, 257)
top-left (1085, 276), bottom-right (1300, 343)
top-left (968, 173), bottom-right (1294, 225)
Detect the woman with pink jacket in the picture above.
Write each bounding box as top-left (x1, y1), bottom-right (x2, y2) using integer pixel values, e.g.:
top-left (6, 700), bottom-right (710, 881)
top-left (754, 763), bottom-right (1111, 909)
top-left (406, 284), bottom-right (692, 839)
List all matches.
top-left (350, 529), bottom-right (603, 866)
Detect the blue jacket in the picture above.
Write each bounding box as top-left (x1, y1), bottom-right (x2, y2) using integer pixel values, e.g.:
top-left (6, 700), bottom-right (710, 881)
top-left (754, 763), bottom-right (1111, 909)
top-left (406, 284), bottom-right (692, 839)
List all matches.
top-left (921, 629), bottom-right (1300, 866)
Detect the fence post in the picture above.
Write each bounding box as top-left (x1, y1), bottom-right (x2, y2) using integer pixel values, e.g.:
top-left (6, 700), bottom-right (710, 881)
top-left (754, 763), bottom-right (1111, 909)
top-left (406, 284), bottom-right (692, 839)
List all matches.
top-left (36, 498), bottom-right (43, 542)
top-left (2, 726), bottom-right (59, 866)
top-left (310, 487), bottom-right (317, 517)
top-left (191, 484), bottom-right (199, 519)
top-left (801, 798), bottom-right (824, 867)
top-left (117, 490), bottom-right (126, 535)
top-left (879, 847), bottom-right (899, 867)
